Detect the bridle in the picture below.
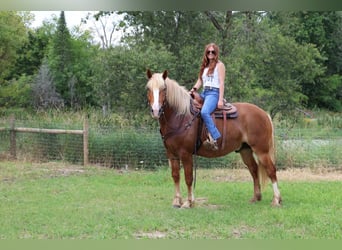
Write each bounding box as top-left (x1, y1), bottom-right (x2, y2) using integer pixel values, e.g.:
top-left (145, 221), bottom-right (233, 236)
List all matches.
top-left (149, 82), bottom-right (200, 190)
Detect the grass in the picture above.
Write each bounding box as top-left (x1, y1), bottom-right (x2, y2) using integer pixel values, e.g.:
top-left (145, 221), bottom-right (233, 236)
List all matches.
top-left (1, 161), bottom-right (341, 239)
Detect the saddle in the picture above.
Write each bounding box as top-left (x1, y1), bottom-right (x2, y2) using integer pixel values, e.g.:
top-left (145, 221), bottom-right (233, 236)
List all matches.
top-left (191, 91), bottom-right (238, 119)
top-left (190, 90), bottom-right (238, 151)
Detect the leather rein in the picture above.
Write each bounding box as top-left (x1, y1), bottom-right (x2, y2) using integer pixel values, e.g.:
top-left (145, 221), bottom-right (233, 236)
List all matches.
top-left (159, 98), bottom-right (200, 143)
top-left (157, 87), bottom-right (200, 190)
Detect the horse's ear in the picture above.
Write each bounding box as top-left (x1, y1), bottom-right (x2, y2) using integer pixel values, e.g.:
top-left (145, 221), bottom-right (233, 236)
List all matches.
top-left (147, 69), bottom-right (153, 79)
top-left (162, 70), bottom-right (168, 80)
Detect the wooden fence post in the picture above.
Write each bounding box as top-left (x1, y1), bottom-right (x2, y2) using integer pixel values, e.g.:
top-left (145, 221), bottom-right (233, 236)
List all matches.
top-left (83, 117), bottom-right (89, 166)
top-left (10, 115), bottom-right (16, 159)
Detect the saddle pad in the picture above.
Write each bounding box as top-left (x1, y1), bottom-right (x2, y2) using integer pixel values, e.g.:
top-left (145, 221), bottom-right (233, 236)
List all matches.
top-left (213, 103), bottom-right (238, 119)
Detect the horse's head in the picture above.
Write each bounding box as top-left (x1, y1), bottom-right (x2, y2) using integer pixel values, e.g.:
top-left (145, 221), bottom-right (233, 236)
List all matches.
top-left (146, 69), bottom-right (168, 119)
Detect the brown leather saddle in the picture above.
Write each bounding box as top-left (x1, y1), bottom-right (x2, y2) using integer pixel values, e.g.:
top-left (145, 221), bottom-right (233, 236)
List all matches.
top-left (191, 91), bottom-right (238, 119)
top-left (190, 90), bottom-right (238, 151)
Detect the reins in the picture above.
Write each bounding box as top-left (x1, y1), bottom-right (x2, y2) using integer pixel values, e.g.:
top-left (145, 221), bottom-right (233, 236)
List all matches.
top-left (193, 136), bottom-right (198, 191)
top-left (159, 98), bottom-right (201, 191)
top-left (157, 78), bottom-right (200, 192)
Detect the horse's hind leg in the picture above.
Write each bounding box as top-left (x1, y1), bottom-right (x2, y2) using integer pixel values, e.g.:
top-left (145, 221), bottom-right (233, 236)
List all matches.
top-left (169, 159), bottom-right (183, 208)
top-left (239, 147), bottom-right (262, 203)
top-left (257, 153), bottom-right (282, 207)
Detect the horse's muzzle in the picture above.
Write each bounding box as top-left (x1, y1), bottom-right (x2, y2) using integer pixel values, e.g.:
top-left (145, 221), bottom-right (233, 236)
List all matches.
top-left (151, 104), bottom-right (165, 119)
top-left (150, 108), bottom-right (161, 119)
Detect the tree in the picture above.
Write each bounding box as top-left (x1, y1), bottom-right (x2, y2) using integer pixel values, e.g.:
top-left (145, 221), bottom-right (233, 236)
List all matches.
top-left (0, 11), bottom-right (27, 83)
top-left (118, 11), bottom-right (218, 84)
top-left (203, 11), bottom-right (234, 56)
top-left (225, 12), bottom-right (325, 118)
top-left (92, 41), bottom-right (176, 114)
top-left (11, 26), bottom-right (52, 79)
top-left (83, 11), bottom-right (124, 49)
top-left (32, 59), bottom-right (64, 109)
top-left (68, 32), bottom-right (97, 108)
top-left (46, 11), bottom-right (98, 109)
top-left (267, 11), bottom-right (342, 111)
top-left (0, 74), bottom-right (32, 108)
top-left (48, 11), bottom-right (74, 106)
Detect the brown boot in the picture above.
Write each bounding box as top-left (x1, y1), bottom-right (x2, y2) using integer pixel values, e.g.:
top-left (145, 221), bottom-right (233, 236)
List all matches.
top-left (203, 139), bottom-right (218, 151)
top-left (203, 134), bottom-right (218, 151)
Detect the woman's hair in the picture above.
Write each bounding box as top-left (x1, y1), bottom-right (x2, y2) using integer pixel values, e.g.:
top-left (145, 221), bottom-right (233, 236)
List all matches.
top-left (198, 43), bottom-right (219, 81)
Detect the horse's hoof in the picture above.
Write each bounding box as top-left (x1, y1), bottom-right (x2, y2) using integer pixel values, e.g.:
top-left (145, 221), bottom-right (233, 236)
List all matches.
top-left (249, 198), bottom-right (257, 203)
top-left (180, 200), bottom-right (194, 209)
top-left (249, 195), bottom-right (261, 203)
top-left (271, 197), bottom-right (282, 207)
top-left (172, 197), bottom-right (182, 208)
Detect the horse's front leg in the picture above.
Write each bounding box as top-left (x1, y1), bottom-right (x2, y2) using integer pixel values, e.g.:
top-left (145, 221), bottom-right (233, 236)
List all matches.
top-left (180, 154), bottom-right (194, 208)
top-left (169, 159), bottom-right (183, 208)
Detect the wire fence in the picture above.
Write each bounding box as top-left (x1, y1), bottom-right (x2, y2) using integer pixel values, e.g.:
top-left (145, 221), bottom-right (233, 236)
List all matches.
top-left (0, 118), bottom-right (341, 170)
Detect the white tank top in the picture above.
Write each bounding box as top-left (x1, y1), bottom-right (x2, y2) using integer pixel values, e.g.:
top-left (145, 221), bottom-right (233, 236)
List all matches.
top-left (202, 65), bottom-right (220, 88)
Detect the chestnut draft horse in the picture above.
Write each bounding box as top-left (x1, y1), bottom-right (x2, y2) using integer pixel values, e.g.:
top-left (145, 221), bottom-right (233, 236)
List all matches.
top-left (146, 69), bottom-right (282, 208)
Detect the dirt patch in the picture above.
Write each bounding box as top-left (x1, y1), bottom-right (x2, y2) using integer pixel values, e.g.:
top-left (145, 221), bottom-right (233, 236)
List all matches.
top-left (277, 167), bottom-right (342, 181)
top-left (195, 197), bottom-right (222, 209)
top-left (134, 231), bottom-right (167, 239)
top-left (2, 160), bottom-right (341, 182)
top-left (202, 167), bottom-right (342, 182)
top-left (231, 225), bottom-right (257, 239)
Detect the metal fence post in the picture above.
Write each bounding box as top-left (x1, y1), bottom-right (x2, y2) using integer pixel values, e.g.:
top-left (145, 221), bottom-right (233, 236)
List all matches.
top-left (83, 117), bottom-right (89, 166)
top-left (9, 115), bottom-right (16, 159)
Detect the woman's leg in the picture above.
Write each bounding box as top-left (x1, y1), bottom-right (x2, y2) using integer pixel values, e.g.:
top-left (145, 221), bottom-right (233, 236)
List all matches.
top-left (200, 91), bottom-right (221, 140)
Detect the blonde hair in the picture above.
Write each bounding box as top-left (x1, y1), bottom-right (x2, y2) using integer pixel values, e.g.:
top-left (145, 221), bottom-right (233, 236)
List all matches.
top-left (146, 72), bottom-right (191, 116)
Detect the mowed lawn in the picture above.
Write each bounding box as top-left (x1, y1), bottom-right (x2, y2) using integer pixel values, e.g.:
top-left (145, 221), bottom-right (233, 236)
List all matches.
top-left (0, 161), bottom-right (341, 239)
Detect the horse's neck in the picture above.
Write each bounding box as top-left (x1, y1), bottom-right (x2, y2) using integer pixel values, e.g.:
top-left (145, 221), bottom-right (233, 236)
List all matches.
top-left (159, 105), bottom-right (179, 127)
top-left (159, 105), bottom-right (189, 130)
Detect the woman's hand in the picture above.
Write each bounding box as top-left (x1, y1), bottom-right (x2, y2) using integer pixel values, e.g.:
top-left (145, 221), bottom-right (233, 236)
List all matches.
top-left (217, 99), bottom-right (224, 109)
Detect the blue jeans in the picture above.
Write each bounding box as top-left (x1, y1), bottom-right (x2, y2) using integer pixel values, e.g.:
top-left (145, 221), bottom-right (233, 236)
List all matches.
top-left (200, 89), bottom-right (221, 140)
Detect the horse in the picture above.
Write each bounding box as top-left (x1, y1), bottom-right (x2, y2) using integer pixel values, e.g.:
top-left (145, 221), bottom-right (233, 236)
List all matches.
top-left (146, 69), bottom-right (282, 208)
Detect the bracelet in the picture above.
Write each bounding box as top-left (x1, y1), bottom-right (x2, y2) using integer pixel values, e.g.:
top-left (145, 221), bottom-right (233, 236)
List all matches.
top-left (192, 87), bottom-right (197, 91)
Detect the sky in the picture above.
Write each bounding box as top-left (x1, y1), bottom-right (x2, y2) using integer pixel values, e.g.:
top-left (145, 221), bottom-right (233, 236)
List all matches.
top-left (30, 11), bottom-right (124, 46)
top-left (31, 11), bottom-right (91, 29)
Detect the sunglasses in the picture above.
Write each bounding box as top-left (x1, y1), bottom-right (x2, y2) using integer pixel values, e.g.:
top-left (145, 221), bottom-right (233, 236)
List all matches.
top-left (207, 50), bottom-right (216, 55)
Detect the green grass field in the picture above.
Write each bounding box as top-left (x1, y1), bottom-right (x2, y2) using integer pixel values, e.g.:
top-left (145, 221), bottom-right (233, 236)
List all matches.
top-left (0, 161), bottom-right (341, 239)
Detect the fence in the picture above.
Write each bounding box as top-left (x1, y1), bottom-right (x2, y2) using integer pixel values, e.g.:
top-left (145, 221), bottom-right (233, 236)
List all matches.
top-left (0, 116), bottom-right (341, 169)
top-left (0, 115), bottom-right (89, 165)
top-left (0, 116), bottom-right (168, 168)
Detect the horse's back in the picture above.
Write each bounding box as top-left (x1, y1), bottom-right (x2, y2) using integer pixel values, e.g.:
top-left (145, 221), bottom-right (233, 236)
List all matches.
top-left (233, 102), bottom-right (271, 123)
top-left (230, 102), bottom-right (273, 147)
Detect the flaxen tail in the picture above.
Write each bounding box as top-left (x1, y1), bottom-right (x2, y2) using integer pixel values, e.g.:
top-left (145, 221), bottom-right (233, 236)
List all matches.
top-left (258, 114), bottom-right (275, 190)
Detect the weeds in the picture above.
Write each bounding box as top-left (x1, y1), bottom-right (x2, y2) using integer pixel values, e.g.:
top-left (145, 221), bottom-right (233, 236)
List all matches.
top-left (0, 109), bottom-right (341, 169)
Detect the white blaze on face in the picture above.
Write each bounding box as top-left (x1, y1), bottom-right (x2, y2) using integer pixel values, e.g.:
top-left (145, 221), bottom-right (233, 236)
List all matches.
top-left (151, 89), bottom-right (160, 118)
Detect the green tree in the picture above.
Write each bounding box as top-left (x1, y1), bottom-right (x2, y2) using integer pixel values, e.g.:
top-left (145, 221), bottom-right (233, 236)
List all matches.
top-left (48, 11), bottom-right (74, 106)
top-left (119, 11), bottom-right (216, 82)
top-left (11, 26), bottom-right (52, 79)
top-left (225, 12), bottom-right (325, 118)
top-left (268, 11), bottom-right (342, 111)
top-left (46, 11), bottom-right (98, 109)
top-left (0, 11), bottom-right (27, 83)
top-left (68, 31), bottom-right (97, 108)
top-left (92, 41), bottom-right (176, 114)
top-left (0, 74), bottom-right (32, 108)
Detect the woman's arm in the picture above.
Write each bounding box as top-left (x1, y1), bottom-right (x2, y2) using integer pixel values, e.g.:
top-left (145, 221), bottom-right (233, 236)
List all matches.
top-left (217, 61), bottom-right (225, 108)
top-left (191, 77), bottom-right (202, 92)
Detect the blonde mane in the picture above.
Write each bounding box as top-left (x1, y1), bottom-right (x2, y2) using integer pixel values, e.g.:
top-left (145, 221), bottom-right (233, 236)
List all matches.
top-left (146, 73), bottom-right (191, 116)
